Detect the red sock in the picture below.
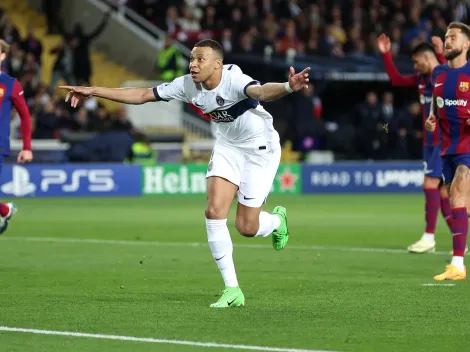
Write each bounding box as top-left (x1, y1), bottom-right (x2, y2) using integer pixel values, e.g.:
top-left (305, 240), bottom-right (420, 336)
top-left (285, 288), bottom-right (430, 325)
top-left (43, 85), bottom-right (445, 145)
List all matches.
top-left (0, 203), bottom-right (9, 217)
top-left (452, 207), bottom-right (468, 257)
top-left (424, 189), bottom-right (440, 234)
top-left (440, 197), bottom-right (453, 232)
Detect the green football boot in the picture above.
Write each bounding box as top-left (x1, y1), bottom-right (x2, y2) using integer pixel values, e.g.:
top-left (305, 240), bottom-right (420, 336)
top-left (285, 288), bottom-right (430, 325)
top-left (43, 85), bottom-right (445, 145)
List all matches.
top-left (271, 206), bottom-right (289, 251)
top-left (210, 286), bottom-right (245, 308)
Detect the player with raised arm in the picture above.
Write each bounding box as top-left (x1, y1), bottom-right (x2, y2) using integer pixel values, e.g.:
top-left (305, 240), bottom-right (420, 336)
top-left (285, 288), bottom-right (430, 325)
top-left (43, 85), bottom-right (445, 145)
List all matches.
top-left (377, 34), bottom-right (458, 254)
top-left (425, 22), bottom-right (470, 280)
top-left (0, 39), bottom-right (33, 234)
top-left (60, 40), bottom-right (310, 307)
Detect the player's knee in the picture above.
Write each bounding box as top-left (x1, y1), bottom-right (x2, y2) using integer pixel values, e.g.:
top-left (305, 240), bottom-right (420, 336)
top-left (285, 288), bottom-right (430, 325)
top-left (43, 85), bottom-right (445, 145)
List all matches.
top-left (234, 218), bottom-right (258, 237)
top-left (205, 206), bottom-right (226, 220)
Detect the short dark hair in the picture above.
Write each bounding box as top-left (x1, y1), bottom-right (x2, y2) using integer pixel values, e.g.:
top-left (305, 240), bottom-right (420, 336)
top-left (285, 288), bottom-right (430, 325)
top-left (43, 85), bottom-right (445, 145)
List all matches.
top-left (411, 42), bottom-right (436, 57)
top-left (448, 22), bottom-right (470, 39)
top-left (194, 39), bottom-right (224, 59)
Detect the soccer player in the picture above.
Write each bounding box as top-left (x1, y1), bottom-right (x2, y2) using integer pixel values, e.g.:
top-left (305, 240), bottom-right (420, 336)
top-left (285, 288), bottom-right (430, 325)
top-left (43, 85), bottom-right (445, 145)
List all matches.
top-left (0, 39), bottom-right (33, 233)
top-left (377, 34), bottom-right (455, 254)
top-left (60, 40), bottom-right (310, 307)
top-left (426, 22), bottom-right (470, 280)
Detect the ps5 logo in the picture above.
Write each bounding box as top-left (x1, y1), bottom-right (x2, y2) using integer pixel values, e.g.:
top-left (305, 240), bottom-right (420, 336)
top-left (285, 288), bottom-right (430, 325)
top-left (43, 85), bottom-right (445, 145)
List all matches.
top-left (0, 166), bottom-right (115, 196)
top-left (1, 165), bottom-right (36, 196)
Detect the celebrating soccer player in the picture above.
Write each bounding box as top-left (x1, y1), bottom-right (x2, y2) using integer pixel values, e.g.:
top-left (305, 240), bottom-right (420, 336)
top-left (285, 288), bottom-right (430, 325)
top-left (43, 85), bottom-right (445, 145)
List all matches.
top-left (378, 34), bottom-right (456, 254)
top-left (426, 22), bottom-right (470, 280)
top-left (60, 40), bottom-right (310, 307)
top-left (0, 39), bottom-right (33, 234)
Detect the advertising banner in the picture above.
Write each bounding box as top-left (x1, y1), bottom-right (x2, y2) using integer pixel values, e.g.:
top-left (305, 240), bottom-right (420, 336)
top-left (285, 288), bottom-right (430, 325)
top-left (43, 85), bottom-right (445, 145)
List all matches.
top-left (142, 163), bottom-right (302, 195)
top-left (0, 164), bottom-right (141, 197)
top-left (302, 162), bottom-right (424, 193)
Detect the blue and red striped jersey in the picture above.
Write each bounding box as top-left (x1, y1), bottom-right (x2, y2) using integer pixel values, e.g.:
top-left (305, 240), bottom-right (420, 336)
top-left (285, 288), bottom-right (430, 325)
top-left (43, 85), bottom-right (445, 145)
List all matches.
top-left (417, 73), bottom-right (441, 147)
top-left (432, 62), bottom-right (470, 155)
top-left (382, 51), bottom-right (445, 147)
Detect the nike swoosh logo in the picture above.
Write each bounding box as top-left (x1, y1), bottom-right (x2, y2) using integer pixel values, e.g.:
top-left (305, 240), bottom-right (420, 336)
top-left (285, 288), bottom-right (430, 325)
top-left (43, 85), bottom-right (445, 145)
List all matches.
top-left (215, 255), bottom-right (226, 261)
top-left (227, 297), bottom-right (237, 306)
top-left (425, 169), bottom-right (434, 174)
top-left (244, 196), bottom-right (255, 200)
top-left (435, 83), bottom-right (443, 87)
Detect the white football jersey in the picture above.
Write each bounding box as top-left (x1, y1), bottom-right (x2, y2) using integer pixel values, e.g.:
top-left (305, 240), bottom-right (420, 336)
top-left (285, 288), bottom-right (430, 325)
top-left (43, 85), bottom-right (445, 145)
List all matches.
top-left (153, 64), bottom-right (280, 150)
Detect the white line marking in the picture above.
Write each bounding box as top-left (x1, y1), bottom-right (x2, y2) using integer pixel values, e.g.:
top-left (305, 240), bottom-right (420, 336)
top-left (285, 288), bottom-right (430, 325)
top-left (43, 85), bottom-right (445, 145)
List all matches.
top-left (421, 283), bottom-right (456, 287)
top-left (0, 236), bottom-right (451, 256)
top-left (0, 326), bottom-right (336, 352)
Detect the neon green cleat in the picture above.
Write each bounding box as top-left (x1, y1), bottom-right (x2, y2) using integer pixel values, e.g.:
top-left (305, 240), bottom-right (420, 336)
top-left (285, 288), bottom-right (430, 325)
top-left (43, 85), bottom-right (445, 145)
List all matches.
top-left (210, 287), bottom-right (245, 308)
top-left (272, 206), bottom-right (289, 251)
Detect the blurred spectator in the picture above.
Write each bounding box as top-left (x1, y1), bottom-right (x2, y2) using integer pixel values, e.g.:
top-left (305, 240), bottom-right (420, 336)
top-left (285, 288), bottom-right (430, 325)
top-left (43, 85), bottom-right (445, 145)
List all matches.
top-left (42, 0), bottom-right (62, 34)
top-left (156, 35), bottom-right (184, 81)
top-left (88, 103), bottom-right (114, 133)
top-left (21, 26), bottom-right (43, 66)
top-left (355, 92), bottom-right (384, 159)
top-left (112, 107), bottom-right (134, 132)
top-left (58, 11), bottom-right (111, 84)
top-left (49, 37), bottom-right (78, 92)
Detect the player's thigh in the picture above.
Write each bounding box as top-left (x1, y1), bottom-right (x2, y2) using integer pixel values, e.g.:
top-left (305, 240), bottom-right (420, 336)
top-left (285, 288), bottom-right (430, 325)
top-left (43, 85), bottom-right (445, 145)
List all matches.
top-left (423, 147), bottom-right (443, 189)
top-left (205, 145), bottom-right (242, 219)
top-left (237, 145), bottom-right (281, 209)
top-left (441, 155), bottom-right (454, 188)
top-left (235, 146), bottom-right (281, 235)
top-left (449, 156), bottom-right (470, 208)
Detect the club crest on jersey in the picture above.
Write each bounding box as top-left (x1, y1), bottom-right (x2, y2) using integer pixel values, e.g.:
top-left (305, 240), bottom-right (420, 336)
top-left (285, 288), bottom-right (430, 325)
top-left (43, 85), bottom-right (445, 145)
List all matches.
top-left (460, 82), bottom-right (470, 92)
top-left (0, 88), bottom-right (3, 97)
top-left (216, 95), bottom-right (225, 106)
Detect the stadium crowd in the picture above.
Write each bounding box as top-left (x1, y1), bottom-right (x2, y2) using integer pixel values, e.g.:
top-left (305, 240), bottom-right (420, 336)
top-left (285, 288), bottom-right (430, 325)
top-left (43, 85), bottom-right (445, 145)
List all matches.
top-left (3, 0), bottom-right (470, 160)
top-left (128, 0), bottom-right (470, 59)
top-left (0, 6), bottom-right (134, 142)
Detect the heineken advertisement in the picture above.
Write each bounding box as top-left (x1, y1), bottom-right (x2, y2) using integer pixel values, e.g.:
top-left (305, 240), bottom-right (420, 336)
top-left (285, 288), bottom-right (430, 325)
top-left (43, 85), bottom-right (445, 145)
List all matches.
top-left (142, 164), bottom-right (301, 195)
top-left (271, 164), bottom-right (301, 194)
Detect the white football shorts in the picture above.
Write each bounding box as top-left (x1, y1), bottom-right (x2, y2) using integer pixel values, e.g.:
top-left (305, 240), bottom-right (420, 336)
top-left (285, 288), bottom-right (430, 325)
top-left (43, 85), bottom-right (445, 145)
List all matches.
top-left (206, 143), bottom-right (281, 208)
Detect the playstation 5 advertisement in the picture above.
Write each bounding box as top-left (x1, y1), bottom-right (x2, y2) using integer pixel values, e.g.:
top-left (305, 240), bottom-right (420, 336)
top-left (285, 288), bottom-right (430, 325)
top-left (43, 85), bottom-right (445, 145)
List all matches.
top-left (0, 164), bottom-right (142, 197)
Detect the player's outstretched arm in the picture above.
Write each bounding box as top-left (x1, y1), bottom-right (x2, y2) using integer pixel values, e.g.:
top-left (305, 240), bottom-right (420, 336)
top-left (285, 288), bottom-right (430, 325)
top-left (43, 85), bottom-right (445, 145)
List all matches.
top-left (432, 36), bottom-right (446, 64)
top-left (11, 80), bottom-right (33, 163)
top-left (59, 86), bottom-right (158, 108)
top-left (245, 67), bottom-right (310, 102)
top-left (377, 34), bottom-right (416, 87)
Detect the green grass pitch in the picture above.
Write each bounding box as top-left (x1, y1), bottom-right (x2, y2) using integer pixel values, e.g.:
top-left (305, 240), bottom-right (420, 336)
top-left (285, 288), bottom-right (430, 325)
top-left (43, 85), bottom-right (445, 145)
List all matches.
top-left (0, 194), bottom-right (469, 352)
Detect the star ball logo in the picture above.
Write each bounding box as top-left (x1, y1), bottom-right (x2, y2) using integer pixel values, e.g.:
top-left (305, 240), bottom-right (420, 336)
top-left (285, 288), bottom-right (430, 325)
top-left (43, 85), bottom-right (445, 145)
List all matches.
top-left (273, 165), bottom-right (301, 193)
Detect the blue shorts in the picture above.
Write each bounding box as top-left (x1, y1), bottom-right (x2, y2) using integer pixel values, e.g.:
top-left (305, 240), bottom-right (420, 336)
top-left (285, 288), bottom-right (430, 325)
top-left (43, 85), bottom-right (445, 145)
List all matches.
top-left (423, 146), bottom-right (443, 179)
top-left (442, 154), bottom-right (470, 184)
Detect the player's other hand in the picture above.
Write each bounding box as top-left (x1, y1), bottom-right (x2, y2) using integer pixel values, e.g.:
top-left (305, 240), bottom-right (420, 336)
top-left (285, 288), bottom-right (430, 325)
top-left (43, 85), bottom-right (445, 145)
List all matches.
top-left (426, 114), bottom-right (437, 132)
top-left (59, 86), bottom-right (94, 108)
top-left (288, 66), bottom-right (310, 91)
top-left (17, 150), bottom-right (33, 163)
top-left (432, 36), bottom-right (444, 54)
top-left (377, 34), bottom-right (391, 54)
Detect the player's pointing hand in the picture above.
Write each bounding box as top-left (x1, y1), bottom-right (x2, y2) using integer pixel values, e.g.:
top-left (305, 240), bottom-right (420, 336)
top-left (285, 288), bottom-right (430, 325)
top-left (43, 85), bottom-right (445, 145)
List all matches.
top-left (288, 66), bottom-right (311, 91)
top-left (425, 113), bottom-right (437, 132)
top-left (59, 86), bottom-right (94, 108)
